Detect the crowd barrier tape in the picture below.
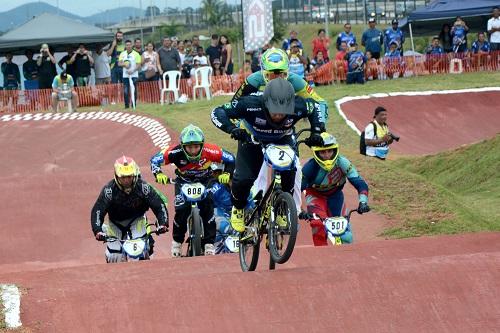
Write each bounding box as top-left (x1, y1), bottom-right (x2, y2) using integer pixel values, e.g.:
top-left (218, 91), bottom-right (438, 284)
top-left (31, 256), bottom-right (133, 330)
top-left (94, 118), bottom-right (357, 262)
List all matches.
top-left (1, 51), bottom-right (498, 113)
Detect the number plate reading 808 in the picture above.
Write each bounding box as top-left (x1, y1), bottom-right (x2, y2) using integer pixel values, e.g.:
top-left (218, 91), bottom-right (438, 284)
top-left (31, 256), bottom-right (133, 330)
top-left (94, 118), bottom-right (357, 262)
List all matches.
top-left (181, 183), bottom-right (206, 201)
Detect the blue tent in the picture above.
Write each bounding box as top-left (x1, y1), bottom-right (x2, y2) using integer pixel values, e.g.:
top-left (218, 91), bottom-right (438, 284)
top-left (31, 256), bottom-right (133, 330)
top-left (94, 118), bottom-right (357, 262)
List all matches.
top-left (400, 0), bottom-right (498, 36)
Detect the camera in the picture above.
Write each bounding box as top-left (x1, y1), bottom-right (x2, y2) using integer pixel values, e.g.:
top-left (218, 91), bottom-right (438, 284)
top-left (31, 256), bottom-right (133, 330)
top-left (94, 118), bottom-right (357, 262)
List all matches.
top-left (389, 133), bottom-right (400, 142)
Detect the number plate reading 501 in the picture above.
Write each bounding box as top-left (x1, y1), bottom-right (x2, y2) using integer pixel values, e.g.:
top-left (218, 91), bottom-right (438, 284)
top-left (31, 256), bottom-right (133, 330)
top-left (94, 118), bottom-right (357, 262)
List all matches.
top-left (181, 183), bottom-right (206, 200)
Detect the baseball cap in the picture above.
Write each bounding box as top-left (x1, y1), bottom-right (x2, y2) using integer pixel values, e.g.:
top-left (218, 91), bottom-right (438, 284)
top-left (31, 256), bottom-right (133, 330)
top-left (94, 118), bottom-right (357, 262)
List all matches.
top-left (392, 19), bottom-right (399, 25)
top-left (368, 17), bottom-right (376, 23)
top-left (263, 78), bottom-right (295, 115)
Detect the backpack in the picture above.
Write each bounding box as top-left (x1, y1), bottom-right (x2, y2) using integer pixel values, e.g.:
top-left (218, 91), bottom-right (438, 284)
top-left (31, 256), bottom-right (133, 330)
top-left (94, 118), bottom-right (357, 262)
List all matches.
top-left (359, 121), bottom-right (377, 155)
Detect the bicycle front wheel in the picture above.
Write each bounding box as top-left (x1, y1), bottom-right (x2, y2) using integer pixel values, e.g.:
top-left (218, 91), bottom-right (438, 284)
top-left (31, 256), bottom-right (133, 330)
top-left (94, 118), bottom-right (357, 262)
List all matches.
top-left (190, 207), bottom-right (203, 257)
top-left (268, 191), bottom-right (298, 264)
top-left (239, 211), bottom-right (261, 272)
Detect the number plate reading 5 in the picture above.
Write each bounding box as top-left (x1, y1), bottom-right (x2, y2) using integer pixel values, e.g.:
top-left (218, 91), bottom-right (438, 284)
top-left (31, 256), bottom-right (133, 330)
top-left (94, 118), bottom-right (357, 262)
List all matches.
top-left (181, 183), bottom-right (206, 200)
top-left (224, 235), bottom-right (240, 253)
top-left (123, 239), bottom-right (146, 256)
top-left (264, 145), bottom-right (296, 169)
top-left (324, 217), bottom-right (348, 236)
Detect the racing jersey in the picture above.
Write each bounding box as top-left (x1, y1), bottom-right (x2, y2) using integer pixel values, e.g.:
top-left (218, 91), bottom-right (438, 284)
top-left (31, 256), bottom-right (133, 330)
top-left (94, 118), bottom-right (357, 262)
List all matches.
top-left (336, 31), bottom-right (357, 50)
top-left (231, 71), bottom-right (328, 120)
top-left (90, 178), bottom-right (169, 235)
top-left (301, 155), bottom-right (369, 203)
top-left (346, 51), bottom-right (366, 73)
top-left (471, 40), bottom-right (491, 53)
top-left (211, 94), bottom-right (325, 142)
top-left (384, 28), bottom-right (405, 51)
top-left (150, 143), bottom-right (235, 183)
top-left (451, 25), bottom-right (468, 46)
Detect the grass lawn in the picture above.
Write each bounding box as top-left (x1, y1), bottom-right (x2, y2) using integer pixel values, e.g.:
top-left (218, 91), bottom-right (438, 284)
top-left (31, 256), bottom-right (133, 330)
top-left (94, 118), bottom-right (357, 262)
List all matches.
top-left (91, 71), bottom-right (500, 238)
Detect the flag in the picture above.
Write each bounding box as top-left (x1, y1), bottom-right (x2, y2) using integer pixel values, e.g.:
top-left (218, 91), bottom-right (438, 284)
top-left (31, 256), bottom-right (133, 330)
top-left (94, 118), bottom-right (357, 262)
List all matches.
top-left (242, 0), bottom-right (274, 52)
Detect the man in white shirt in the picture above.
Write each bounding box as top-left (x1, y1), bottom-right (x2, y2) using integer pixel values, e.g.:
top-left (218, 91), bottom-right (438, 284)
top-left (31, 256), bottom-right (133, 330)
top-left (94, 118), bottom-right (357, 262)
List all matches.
top-left (487, 7), bottom-right (500, 51)
top-left (118, 40), bottom-right (141, 109)
top-left (94, 45), bottom-right (111, 84)
top-left (362, 106), bottom-right (399, 160)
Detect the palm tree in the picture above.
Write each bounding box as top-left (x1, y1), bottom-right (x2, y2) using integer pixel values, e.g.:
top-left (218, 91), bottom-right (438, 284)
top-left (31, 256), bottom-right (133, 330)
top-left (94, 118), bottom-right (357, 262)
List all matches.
top-left (201, 0), bottom-right (233, 30)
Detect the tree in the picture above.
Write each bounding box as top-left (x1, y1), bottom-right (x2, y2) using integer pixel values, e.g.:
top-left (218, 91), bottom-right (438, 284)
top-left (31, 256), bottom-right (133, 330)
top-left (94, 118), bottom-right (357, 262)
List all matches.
top-left (201, 0), bottom-right (233, 30)
top-left (271, 8), bottom-right (286, 45)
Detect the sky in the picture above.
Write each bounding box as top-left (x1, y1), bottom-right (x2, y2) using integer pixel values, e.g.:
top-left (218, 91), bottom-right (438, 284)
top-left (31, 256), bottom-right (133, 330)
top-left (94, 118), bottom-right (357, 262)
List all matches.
top-left (0, 0), bottom-right (239, 17)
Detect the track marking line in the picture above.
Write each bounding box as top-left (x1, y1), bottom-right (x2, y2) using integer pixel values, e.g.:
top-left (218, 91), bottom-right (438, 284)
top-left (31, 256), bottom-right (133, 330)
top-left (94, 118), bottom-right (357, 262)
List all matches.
top-left (0, 284), bottom-right (22, 329)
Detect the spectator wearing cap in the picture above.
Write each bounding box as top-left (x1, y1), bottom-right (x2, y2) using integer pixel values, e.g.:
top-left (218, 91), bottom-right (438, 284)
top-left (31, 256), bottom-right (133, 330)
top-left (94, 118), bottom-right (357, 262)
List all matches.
top-left (36, 43), bottom-right (57, 89)
top-left (51, 71), bottom-right (78, 112)
top-left (344, 42), bottom-right (366, 84)
top-left (487, 7), bottom-right (500, 51)
top-left (384, 19), bottom-right (405, 55)
top-left (282, 30), bottom-right (303, 51)
top-left (212, 58), bottom-right (224, 76)
top-left (158, 37), bottom-right (181, 75)
top-left (1, 52), bottom-right (20, 90)
top-left (312, 29), bottom-right (330, 61)
top-left (68, 43), bottom-right (94, 87)
top-left (23, 50), bottom-right (39, 86)
top-left (336, 23), bottom-right (356, 51)
top-left (206, 34), bottom-right (222, 68)
top-left (362, 106), bottom-right (398, 160)
top-left (362, 18), bottom-right (383, 59)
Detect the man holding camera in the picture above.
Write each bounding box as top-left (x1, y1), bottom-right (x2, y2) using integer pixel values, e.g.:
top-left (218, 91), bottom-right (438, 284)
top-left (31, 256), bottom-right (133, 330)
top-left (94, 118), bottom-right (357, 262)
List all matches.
top-left (68, 44), bottom-right (94, 87)
top-left (108, 31), bottom-right (125, 83)
top-left (36, 43), bottom-right (57, 89)
top-left (362, 106), bottom-right (399, 160)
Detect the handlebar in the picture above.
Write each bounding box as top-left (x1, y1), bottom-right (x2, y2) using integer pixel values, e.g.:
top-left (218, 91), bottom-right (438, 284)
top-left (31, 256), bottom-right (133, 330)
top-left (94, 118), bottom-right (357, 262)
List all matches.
top-left (100, 222), bottom-right (166, 242)
top-left (299, 209), bottom-right (360, 222)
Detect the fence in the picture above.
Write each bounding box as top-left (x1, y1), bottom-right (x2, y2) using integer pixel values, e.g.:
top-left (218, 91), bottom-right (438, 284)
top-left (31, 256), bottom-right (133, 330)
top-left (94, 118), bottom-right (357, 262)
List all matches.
top-left (1, 51), bottom-right (498, 113)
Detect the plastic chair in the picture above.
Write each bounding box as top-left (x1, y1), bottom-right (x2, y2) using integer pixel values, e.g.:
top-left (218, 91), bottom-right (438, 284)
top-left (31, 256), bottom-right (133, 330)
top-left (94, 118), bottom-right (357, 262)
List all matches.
top-left (192, 66), bottom-right (213, 100)
top-left (160, 70), bottom-right (181, 104)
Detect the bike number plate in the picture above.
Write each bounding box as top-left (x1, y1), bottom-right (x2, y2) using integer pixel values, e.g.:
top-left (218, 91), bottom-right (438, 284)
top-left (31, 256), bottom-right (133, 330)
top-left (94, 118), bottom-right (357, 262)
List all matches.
top-left (224, 235), bottom-right (240, 253)
top-left (181, 183), bottom-right (206, 201)
top-left (324, 217), bottom-right (348, 236)
top-left (122, 239), bottom-right (146, 257)
top-left (264, 145), bottom-right (296, 169)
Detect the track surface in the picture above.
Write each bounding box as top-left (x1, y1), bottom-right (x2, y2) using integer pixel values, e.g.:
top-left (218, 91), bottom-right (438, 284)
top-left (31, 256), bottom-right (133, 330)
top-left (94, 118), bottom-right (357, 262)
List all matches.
top-left (0, 109), bottom-right (499, 332)
top-left (340, 91), bottom-right (500, 155)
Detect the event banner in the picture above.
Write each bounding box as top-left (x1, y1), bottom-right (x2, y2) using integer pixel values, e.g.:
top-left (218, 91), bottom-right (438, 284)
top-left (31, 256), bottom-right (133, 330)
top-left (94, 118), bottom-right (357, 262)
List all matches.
top-left (242, 0), bottom-right (274, 52)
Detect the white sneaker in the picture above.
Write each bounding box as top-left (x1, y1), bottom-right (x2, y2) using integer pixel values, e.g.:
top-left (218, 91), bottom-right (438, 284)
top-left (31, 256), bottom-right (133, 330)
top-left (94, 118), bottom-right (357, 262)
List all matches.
top-left (171, 240), bottom-right (182, 258)
top-left (204, 243), bottom-right (215, 256)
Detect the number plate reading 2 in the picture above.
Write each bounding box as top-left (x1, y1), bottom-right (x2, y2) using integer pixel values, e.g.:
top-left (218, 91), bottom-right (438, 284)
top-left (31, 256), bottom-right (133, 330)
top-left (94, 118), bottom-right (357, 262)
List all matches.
top-left (181, 183), bottom-right (206, 201)
top-left (324, 217), bottom-right (348, 236)
top-left (123, 239), bottom-right (146, 257)
top-left (264, 145), bottom-right (296, 169)
top-left (224, 235), bottom-right (240, 253)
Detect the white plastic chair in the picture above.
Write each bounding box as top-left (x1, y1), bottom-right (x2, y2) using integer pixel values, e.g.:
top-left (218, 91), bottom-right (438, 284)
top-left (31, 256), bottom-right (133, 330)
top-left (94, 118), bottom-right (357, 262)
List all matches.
top-left (160, 70), bottom-right (182, 105)
top-left (192, 66), bottom-right (213, 100)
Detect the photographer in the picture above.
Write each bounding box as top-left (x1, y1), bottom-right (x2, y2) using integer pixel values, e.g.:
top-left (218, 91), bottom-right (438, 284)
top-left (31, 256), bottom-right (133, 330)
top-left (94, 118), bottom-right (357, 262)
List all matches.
top-left (108, 31), bottom-right (125, 83)
top-left (361, 106), bottom-right (399, 160)
top-left (68, 43), bottom-right (94, 87)
top-left (36, 43), bottom-right (57, 89)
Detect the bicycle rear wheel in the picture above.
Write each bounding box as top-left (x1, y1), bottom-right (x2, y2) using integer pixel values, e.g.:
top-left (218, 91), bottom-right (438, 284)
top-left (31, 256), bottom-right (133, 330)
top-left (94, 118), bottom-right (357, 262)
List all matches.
top-left (239, 211), bottom-right (261, 272)
top-left (268, 191), bottom-right (298, 264)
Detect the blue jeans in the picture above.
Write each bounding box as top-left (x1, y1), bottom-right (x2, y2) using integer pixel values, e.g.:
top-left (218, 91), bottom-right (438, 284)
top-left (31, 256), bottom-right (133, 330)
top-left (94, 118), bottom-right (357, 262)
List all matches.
top-left (123, 77), bottom-right (138, 108)
top-left (111, 66), bottom-right (123, 84)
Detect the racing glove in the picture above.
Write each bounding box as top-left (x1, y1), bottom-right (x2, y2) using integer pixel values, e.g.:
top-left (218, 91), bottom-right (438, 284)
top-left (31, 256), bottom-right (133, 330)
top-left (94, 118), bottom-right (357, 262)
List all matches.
top-left (155, 173), bottom-right (169, 185)
top-left (305, 133), bottom-right (324, 147)
top-left (156, 225), bottom-right (169, 234)
top-left (230, 128), bottom-right (250, 142)
top-left (357, 202), bottom-right (371, 214)
top-left (298, 211), bottom-right (314, 220)
top-left (218, 172), bottom-right (231, 184)
top-left (95, 231), bottom-right (107, 241)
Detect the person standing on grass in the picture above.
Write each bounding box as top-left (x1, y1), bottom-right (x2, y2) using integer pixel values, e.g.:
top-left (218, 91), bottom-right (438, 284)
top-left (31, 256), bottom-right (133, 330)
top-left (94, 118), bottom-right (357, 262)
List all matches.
top-left (488, 7), bottom-right (500, 51)
top-left (118, 40), bottom-right (141, 109)
top-left (336, 23), bottom-right (356, 51)
top-left (362, 17), bottom-right (383, 59)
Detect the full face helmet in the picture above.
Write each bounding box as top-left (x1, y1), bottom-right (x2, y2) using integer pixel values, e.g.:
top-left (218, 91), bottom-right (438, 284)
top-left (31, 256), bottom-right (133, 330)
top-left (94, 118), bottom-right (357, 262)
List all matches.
top-left (261, 48), bottom-right (289, 82)
top-left (114, 156), bottom-right (140, 192)
top-left (311, 133), bottom-right (340, 172)
top-left (180, 124), bottom-right (205, 162)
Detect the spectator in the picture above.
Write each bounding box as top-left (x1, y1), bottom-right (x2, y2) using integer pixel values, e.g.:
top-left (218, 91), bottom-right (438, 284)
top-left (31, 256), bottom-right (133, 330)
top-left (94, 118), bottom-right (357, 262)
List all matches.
top-left (193, 46), bottom-right (208, 66)
top-left (36, 43), bottom-right (57, 89)
top-left (108, 31), bottom-right (125, 83)
top-left (362, 17), bottom-right (383, 59)
top-left (311, 51), bottom-right (327, 71)
top-left (94, 45), bottom-right (111, 85)
top-left (206, 34), bottom-right (222, 67)
top-left (451, 17), bottom-right (469, 53)
top-left (287, 40), bottom-right (307, 78)
top-left (365, 51), bottom-right (379, 80)
top-left (189, 59), bottom-right (201, 77)
top-left (249, 42), bottom-right (271, 73)
top-left (158, 37), bottom-right (181, 75)
top-left (334, 41), bottom-right (348, 81)
top-left (184, 39), bottom-right (193, 58)
top-left (23, 50), bottom-right (38, 89)
top-left (344, 42), bottom-right (366, 84)
top-left (118, 40), bottom-right (141, 109)
top-left (134, 38), bottom-right (143, 54)
top-left (336, 23), bottom-right (356, 51)
top-left (383, 41), bottom-right (405, 79)
top-left (1, 52), bottom-right (20, 90)
top-left (487, 7), bottom-right (500, 51)
top-left (438, 24), bottom-right (453, 53)
top-left (362, 106), bottom-right (398, 160)
top-left (384, 19), bottom-right (405, 55)
top-left (219, 35), bottom-right (233, 75)
top-left (471, 32), bottom-right (491, 69)
top-left (312, 28), bottom-right (330, 61)
top-left (141, 41), bottom-right (161, 81)
top-left (51, 71), bottom-right (77, 112)
top-left (69, 43), bottom-right (94, 87)
top-left (177, 40), bottom-right (186, 64)
top-left (181, 59), bottom-right (192, 79)
top-left (212, 58), bottom-right (224, 76)
top-left (238, 59), bottom-right (252, 78)
top-left (425, 37), bottom-right (446, 73)
top-left (58, 48), bottom-right (77, 86)
top-left (282, 30), bottom-right (303, 51)
top-left (192, 35), bottom-right (201, 50)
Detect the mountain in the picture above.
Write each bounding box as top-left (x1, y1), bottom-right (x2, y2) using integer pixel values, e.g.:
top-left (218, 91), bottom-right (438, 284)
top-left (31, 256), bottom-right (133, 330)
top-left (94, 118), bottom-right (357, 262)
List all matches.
top-left (0, 2), bottom-right (143, 33)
